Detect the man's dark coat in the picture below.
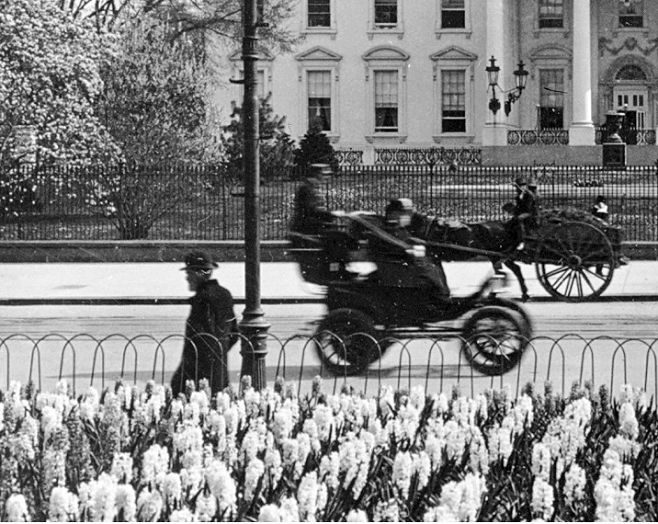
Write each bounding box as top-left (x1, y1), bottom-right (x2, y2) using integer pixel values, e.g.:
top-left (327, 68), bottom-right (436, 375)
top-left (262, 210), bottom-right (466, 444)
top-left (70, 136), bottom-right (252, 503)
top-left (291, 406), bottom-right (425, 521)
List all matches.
top-left (170, 279), bottom-right (238, 396)
top-left (290, 181), bottom-right (333, 235)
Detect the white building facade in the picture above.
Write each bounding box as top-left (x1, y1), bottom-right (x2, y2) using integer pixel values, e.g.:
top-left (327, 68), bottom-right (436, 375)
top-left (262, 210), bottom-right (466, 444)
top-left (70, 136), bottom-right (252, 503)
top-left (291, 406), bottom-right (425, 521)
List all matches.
top-left (212, 0), bottom-right (658, 164)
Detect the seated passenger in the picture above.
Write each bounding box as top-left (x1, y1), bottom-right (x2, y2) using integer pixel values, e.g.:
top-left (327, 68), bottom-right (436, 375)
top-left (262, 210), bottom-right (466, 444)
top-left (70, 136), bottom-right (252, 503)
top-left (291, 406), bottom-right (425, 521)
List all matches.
top-left (369, 198), bottom-right (450, 301)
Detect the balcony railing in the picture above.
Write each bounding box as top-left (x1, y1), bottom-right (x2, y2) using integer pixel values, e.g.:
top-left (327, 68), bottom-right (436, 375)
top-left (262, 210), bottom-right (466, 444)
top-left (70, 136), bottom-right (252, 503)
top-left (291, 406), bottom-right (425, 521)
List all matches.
top-left (507, 129), bottom-right (569, 145)
top-left (595, 126), bottom-right (656, 145)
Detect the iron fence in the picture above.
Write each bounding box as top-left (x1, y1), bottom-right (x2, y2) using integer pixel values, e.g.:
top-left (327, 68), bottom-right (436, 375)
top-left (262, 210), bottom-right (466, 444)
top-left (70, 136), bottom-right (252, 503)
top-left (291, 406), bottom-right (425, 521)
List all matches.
top-left (1, 332), bottom-right (656, 400)
top-left (1, 163), bottom-right (657, 241)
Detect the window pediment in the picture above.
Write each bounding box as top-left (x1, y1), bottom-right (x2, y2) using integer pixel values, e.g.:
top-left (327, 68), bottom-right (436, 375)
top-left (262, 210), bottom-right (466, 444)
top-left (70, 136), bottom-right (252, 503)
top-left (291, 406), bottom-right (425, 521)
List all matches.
top-left (295, 46), bottom-right (343, 62)
top-left (528, 44), bottom-right (571, 63)
top-left (430, 46), bottom-right (477, 62)
top-left (362, 45), bottom-right (410, 62)
top-left (229, 48), bottom-right (275, 62)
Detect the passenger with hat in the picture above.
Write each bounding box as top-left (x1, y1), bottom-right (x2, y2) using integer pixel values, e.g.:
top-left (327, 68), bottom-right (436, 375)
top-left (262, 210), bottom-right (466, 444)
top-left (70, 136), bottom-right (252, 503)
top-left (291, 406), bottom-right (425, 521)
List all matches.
top-left (171, 251), bottom-right (239, 397)
top-left (368, 198), bottom-right (450, 303)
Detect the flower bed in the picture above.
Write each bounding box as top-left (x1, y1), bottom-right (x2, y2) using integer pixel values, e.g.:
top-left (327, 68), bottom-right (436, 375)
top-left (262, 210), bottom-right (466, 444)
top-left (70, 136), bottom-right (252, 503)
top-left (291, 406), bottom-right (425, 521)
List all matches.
top-left (1, 377), bottom-right (657, 521)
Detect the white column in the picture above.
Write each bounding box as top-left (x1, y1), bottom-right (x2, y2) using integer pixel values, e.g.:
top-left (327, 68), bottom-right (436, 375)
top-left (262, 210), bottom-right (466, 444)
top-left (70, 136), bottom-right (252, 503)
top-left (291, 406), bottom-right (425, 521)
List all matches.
top-left (482, 0), bottom-right (508, 146)
top-left (569, 0), bottom-right (595, 145)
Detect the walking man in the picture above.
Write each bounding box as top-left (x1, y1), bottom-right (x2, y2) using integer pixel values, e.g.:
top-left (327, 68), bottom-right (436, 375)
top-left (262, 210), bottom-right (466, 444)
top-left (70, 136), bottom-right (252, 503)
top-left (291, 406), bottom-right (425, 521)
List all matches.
top-left (171, 251), bottom-right (238, 397)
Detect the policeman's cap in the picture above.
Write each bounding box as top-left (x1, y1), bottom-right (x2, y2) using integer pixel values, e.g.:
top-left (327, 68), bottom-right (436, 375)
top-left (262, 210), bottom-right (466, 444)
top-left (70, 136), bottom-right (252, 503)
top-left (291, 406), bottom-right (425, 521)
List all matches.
top-left (181, 251), bottom-right (218, 271)
top-left (513, 176), bottom-right (527, 186)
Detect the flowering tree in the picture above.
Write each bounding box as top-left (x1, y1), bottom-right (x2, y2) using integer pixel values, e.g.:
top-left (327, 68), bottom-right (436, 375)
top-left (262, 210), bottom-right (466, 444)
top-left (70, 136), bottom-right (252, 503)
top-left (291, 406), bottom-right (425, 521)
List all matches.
top-left (0, 0), bottom-right (118, 164)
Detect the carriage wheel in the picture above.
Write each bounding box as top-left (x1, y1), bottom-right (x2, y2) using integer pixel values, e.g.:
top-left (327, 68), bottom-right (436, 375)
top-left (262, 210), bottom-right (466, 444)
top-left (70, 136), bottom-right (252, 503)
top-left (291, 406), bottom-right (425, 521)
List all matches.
top-left (313, 308), bottom-right (381, 376)
top-left (461, 306), bottom-right (526, 375)
top-left (534, 221), bottom-right (615, 302)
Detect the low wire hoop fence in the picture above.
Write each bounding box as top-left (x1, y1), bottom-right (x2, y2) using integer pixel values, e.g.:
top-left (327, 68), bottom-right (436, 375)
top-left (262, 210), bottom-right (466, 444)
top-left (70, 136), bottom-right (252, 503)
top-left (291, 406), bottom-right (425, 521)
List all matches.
top-left (1, 332), bottom-right (656, 399)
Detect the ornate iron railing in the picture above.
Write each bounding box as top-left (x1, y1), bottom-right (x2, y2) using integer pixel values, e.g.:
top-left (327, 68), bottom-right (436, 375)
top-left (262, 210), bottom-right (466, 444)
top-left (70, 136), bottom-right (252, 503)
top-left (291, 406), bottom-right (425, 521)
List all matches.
top-left (2, 332), bottom-right (655, 400)
top-left (374, 147), bottom-right (482, 166)
top-left (595, 126), bottom-right (656, 145)
top-left (334, 148), bottom-right (364, 166)
top-left (507, 129), bottom-right (569, 145)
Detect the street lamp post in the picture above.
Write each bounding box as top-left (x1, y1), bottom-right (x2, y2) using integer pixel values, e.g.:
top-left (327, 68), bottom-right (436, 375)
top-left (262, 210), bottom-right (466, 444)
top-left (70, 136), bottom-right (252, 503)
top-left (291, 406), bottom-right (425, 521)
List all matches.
top-left (239, 0), bottom-right (270, 390)
top-left (486, 55), bottom-right (528, 117)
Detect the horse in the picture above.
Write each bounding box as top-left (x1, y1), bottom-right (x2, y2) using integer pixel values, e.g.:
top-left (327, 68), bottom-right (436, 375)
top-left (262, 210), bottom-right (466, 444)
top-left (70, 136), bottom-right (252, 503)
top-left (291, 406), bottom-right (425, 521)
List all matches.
top-left (409, 214), bottom-right (530, 301)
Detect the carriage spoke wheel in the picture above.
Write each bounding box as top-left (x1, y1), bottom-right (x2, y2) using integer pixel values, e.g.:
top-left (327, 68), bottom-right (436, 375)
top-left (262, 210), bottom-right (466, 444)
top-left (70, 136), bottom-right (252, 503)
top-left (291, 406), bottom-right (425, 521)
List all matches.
top-left (313, 308), bottom-right (380, 376)
top-left (461, 306), bottom-right (526, 376)
top-left (534, 221), bottom-right (614, 302)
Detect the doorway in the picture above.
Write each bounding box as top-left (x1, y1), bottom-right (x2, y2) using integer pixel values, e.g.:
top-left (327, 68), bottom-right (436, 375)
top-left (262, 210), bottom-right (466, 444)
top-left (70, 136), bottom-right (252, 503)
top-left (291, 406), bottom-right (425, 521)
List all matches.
top-left (614, 88), bottom-right (648, 144)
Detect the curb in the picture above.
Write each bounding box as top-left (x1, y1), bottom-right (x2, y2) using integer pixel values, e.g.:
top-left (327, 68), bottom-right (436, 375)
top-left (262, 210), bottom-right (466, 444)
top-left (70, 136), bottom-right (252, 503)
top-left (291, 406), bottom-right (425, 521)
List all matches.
top-left (0, 295), bottom-right (656, 306)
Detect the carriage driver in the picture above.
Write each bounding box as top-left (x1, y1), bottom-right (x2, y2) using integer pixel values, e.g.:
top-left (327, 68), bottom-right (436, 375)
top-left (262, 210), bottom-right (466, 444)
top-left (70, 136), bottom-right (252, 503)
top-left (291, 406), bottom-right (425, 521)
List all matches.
top-left (369, 198), bottom-right (450, 303)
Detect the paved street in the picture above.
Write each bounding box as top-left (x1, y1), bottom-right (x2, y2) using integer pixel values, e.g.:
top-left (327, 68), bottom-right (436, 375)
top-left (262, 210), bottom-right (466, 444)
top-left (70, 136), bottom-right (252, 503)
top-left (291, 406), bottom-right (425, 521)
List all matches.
top-left (1, 259), bottom-right (657, 396)
top-left (0, 259), bottom-right (656, 302)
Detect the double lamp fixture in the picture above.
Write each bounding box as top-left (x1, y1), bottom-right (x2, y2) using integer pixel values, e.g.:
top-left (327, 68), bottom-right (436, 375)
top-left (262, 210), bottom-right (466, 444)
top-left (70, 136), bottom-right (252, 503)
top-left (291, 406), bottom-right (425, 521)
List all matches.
top-left (485, 55), bottom-right (529, 116)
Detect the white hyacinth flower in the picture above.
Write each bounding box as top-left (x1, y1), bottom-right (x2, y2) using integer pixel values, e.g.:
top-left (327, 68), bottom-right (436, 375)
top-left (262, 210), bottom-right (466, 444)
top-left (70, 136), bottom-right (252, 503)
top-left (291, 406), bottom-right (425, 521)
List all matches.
top-left (48, 486), bottom-right (78, 522)
top-left (618, 402), bottom-right (639, 440)
top-left (392, 451), bottom-right (413, 499)
top-left (110, 452), bottom-right (133, 483)
top-left (5, 493), bottom-right (29, 522)
top-left (563, 464), bottom-right (586, 505)
top-left (115, 484), bottom-right (137, 522)
top-left (297, 471), bottom-right (319, 521)
top-left (531, 478), bottom-right (554, 521)
top-left (258, 504), bottom-right (281, 522)
top-left (244, 458), bottom-right (265, 502)
top-left (345, 509), bottom-right (369, 522)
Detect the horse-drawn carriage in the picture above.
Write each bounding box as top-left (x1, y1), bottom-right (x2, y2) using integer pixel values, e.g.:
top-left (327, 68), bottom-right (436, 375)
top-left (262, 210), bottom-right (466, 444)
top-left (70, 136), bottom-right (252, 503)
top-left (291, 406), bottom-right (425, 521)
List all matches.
top-left (412, 207), bottom-right (625, 302)
top-left (289, 212), bottom-right (534, 377)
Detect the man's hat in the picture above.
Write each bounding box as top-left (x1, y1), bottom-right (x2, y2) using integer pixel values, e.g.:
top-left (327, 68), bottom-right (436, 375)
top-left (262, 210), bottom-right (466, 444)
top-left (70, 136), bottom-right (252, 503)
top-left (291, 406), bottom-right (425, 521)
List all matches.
top-left (513, 176), bottom-right (527, 187)
top-left (181, 251), bottom-right (218, 271)
top-left (387, 198), bottom-right (414, 213)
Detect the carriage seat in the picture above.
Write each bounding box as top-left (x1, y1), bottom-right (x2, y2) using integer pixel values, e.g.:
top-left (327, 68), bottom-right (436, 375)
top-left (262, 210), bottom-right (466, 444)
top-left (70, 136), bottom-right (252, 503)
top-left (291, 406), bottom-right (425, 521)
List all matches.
top-left (288, 230), bottom-right (360, 285)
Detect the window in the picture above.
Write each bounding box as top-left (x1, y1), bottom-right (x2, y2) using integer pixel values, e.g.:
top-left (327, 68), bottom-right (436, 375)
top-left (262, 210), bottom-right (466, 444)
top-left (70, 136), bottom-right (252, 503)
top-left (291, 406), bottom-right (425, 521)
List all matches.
top-left (308, 0), bottom-right (330, 27)
top-left (539, 69), bottom-right (564, 129)
top-left (616, 65), bottom-right (647, 81)
top-left (441, 0), bottom-right (465, 29)
top-left (441, 70), bottom-right (466, 133)
top-left (374, 0), bottom-right (397, 27)
top-left (374, 71), bottom-right (398, 132)
top-left (538, 0), bottom-right (563, 28)
top-left (619, 0), bottom-right (643, 28)
top-left (307, 71), bottom-right (332, 131)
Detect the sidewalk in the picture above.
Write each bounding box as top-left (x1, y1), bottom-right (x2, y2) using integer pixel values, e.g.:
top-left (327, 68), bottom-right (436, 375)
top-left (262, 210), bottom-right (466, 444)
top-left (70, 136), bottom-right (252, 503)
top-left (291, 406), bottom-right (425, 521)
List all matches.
top-left (0, 260), bottom-right (655, 303)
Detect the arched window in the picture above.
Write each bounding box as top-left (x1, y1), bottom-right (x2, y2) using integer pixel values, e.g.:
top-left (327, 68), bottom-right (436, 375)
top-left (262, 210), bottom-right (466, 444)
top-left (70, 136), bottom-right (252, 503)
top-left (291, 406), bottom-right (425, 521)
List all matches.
top-left (615, 65), bottom-right (646, 81)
